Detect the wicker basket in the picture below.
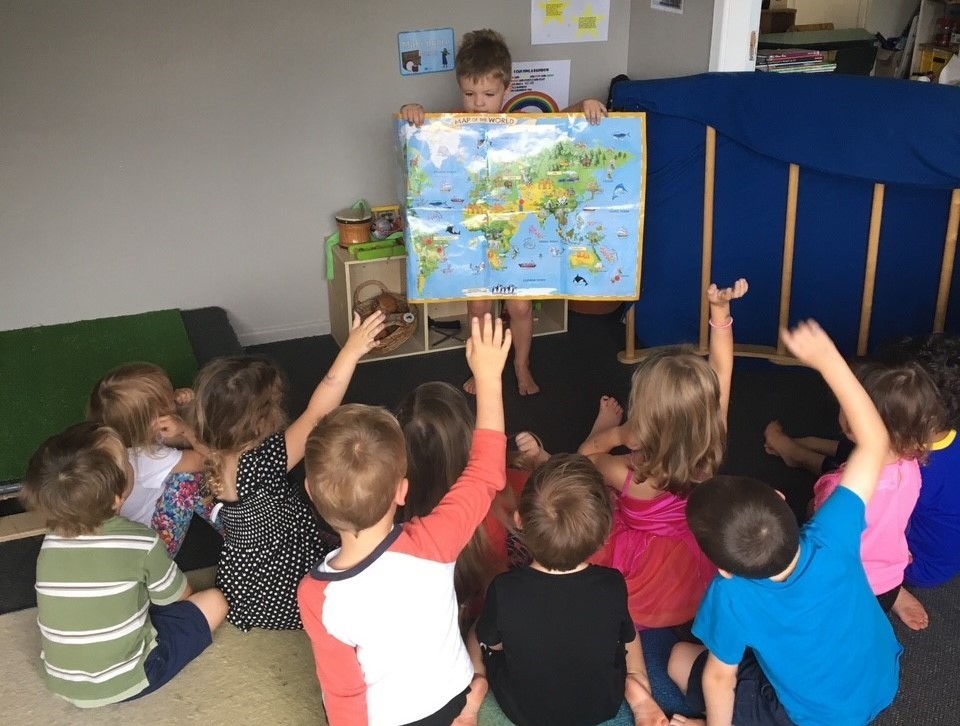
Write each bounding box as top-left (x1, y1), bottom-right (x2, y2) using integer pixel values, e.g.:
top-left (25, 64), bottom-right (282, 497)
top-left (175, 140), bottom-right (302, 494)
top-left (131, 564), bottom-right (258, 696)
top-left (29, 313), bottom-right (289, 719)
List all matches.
top-left (352, 279), bottom-right (417, 355)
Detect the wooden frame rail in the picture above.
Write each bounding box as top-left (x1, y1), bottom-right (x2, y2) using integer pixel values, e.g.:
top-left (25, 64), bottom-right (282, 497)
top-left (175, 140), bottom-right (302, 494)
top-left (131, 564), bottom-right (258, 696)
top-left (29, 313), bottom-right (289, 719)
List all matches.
top-left (619, 126), bottom-right (960, 365)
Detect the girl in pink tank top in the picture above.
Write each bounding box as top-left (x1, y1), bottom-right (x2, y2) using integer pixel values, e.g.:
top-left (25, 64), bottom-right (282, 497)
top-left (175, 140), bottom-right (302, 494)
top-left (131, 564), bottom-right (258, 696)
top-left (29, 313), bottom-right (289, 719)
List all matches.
top-left (580, 279), bottom-right (748, 628)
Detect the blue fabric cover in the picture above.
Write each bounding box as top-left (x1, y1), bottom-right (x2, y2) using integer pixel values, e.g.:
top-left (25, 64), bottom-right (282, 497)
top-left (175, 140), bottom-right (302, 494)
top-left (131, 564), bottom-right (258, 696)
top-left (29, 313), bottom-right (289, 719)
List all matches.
top-left (611, 73), bottom-right (960, 354)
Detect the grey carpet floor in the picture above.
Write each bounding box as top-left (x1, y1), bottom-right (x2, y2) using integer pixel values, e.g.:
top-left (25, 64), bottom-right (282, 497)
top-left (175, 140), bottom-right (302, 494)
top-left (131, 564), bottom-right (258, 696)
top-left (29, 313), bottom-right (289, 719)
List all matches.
top-left (2, 569), bottom-right (957, 725)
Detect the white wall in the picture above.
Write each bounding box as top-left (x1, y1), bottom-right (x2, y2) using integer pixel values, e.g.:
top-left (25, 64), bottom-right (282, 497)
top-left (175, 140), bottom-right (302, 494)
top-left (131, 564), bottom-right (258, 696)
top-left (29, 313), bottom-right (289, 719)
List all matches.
top-left (0, 0), bottom-right (631, 344)
top-left (627, 1), bottom-right (716, 78)
top-left (866, 0), bottom-right (917, 39)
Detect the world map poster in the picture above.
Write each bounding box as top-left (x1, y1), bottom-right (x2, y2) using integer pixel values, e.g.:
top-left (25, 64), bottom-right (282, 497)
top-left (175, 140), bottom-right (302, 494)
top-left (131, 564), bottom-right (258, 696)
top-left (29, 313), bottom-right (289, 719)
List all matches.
top-left (395, 113), bottom-right (645, 302)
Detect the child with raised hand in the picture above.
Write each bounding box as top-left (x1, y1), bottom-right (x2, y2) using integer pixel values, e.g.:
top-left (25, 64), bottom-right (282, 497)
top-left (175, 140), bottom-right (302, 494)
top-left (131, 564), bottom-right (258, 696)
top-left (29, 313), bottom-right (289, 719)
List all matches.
top-left (400, 28), bottom-right (606, 397)
top-left (765, 361), bottom-right (943, 626)
top-left (474, 453), bottom-right (668, 726)
top-left (298, 314), bottom-right (511, 726)
top-left (88, 362), bottom-right (223, 558)
top-left (192, 311), bottom-right (385, 632)
top-left (578, 279), bottom-right (748, 629)
top-left (668, 320), bottom-right (901, 726)
top-left (396, 381), bottom-right (532, 626)
top-left (21, 421), bottom-right (227, 708)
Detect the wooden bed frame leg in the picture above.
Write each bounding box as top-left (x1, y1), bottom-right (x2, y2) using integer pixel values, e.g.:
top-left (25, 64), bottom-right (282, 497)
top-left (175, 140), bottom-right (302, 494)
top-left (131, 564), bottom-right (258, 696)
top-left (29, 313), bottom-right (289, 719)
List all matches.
top-left (618, 304), bottom-right (641, 364)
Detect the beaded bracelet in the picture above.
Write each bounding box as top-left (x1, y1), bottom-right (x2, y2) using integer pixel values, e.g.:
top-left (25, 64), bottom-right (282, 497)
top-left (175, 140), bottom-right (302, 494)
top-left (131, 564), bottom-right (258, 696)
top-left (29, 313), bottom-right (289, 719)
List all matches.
top-left (709, 316), bottom-right (733, 329)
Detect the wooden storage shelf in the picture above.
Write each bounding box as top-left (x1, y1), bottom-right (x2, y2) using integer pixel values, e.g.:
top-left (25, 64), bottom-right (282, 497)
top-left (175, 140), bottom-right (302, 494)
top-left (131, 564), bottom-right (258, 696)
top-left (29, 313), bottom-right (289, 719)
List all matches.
top-left (327, 242), bottom-right (568, 362)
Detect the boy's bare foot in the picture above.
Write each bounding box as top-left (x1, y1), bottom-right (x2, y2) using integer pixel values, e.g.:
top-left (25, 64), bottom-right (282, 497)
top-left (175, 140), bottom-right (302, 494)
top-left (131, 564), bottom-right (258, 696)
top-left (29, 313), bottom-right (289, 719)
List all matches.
top-left (514, 431), bottom-right (550, 470)
top-left (891, 587), bottom-right (929, 630)
top-left (452, 674), bottom-right (488, 726)
top-left (463, 376), bottom-right (477, 395)
top-left (516, 363), bottom-right (540, 396)
top-left (763, 421), bottom-right (805, 468)
top-left (590, 396), bottom-right (624, 437)
top-left (625, 675), bottom-right (668, 726)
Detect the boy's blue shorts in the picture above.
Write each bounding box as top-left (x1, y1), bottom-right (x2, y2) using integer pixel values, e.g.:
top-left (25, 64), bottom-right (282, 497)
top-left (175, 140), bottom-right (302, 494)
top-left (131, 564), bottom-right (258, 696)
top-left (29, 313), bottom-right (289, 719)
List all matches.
top-left (125, 600), bottom-right (213, 701)
top-left (686, 648), bottom-right (796, 726)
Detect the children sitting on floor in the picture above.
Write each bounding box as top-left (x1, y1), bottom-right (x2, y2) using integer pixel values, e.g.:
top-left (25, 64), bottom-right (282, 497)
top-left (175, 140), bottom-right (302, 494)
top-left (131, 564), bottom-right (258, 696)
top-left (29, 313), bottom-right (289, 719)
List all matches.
top-left (578, 279), bottom-right (748, 629)
top-left (765, 359), bottom-right (943, 628)
top-left (669, 320), bottom-right (901, 726)
top-left (298, 314), bottom-right (511, 726)
top-left (20, 421), bottom-right (228, 708)
top-left (473, 453), bottom-right (668, 726)
top-left (879, 333), bottom-right (960, 625)
top-left (191, 310), bottom-right (385, 632)
top-left (88, 362), bottom-right (223, 558)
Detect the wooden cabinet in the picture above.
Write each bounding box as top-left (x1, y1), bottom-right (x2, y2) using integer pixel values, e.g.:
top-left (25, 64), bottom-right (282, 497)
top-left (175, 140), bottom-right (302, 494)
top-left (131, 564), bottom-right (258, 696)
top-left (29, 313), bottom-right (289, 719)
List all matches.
top-left (327, 242), bottom-right (568, 362)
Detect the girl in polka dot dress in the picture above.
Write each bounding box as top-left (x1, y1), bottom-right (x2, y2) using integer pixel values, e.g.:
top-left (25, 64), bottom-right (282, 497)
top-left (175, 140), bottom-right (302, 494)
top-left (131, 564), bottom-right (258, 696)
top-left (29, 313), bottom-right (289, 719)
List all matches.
top-left (192, 311), bottom-right (386, 631)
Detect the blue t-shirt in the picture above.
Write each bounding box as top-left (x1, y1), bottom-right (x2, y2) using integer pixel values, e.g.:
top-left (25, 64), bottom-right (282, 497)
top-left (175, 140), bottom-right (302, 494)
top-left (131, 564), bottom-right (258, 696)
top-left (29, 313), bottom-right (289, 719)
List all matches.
top-left (693, 486), bottom-right (902, 726)
top-left (905, 432), bottom-right (960, 587)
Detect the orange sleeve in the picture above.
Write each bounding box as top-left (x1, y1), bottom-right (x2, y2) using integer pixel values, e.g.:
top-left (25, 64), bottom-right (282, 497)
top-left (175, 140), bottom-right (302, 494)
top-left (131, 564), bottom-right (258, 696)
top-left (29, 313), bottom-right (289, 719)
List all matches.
top-left (298, 579), bottom-right (368, 726)
top-left (398, 429), bottom-right (507, 563)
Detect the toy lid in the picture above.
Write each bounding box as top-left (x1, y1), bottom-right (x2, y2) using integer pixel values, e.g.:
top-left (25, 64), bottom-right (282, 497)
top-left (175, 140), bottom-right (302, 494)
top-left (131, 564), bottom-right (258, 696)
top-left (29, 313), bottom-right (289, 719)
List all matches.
top-left (335, 207), bottom-right (372, 224)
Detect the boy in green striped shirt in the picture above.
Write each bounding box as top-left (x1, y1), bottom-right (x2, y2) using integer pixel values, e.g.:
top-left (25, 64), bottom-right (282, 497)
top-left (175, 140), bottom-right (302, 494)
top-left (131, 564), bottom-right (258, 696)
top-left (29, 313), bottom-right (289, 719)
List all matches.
top-left (22, 422), bottom-right (228, 708)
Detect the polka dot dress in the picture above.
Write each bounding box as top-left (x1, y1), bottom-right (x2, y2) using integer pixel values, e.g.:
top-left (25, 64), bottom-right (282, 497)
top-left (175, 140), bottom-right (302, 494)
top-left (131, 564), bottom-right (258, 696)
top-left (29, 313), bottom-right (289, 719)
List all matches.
top-left (215, 433), bottom-right (335, 631)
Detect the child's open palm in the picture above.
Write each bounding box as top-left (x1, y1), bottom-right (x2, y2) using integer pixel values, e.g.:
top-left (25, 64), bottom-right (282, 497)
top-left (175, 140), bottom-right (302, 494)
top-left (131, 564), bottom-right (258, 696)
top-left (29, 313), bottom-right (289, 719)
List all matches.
top-left (780, 319), bottom-right (841, 369)
top-left (465, 313), bottom-right (512, 383)
top-left (343, 311), bottom-right (386, 359)
top-left (706, 278), bottom-right (749, 307)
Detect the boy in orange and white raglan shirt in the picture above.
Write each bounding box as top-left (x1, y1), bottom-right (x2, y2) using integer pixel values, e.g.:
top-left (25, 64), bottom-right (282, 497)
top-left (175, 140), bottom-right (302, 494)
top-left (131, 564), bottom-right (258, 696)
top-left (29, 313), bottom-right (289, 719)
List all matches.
top-left (297, 314), bottom-right (512, 726)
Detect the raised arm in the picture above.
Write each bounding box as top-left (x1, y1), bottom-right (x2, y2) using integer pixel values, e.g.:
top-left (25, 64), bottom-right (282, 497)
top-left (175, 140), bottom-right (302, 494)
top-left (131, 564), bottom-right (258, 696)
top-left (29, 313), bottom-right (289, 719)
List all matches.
top-left (285, 311), bottom-right (385, 470)
top-left (780, 320), bottom-right (888, 505)
top-left (706, 278), bottom-right (748, 425)
top-left (467, 313), bottom-right (512, 433)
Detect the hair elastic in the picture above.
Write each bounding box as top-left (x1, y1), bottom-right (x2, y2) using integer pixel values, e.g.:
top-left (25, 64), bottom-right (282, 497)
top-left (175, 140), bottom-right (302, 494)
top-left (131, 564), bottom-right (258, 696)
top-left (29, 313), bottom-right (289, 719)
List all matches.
top-left (709, 316), bottom-right (734, 330)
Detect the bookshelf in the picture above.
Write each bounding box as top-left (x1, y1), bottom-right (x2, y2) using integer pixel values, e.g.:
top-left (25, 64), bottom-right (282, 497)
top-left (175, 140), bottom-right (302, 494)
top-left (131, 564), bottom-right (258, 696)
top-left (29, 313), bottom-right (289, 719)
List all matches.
top-left (909, 0), bottom-right (960, 78)
top-left (327, 243), bottom-right (568, 362)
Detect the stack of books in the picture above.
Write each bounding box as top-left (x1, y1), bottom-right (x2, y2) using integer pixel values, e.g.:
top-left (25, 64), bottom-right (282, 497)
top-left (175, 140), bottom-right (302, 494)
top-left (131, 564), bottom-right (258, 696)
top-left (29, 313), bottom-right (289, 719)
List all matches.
top-left (756, 48), bottom-right (837, 73)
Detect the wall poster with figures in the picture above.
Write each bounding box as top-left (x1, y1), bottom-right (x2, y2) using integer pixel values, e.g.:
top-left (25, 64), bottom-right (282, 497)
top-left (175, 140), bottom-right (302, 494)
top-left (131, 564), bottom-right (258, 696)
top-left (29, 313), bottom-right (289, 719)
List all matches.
top-left (395, 113), bottom-right (645, 302)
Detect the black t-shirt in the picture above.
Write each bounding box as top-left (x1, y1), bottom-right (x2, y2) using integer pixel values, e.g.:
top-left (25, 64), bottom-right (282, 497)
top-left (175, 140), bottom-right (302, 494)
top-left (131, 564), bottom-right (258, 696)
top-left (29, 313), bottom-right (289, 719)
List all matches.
top-left (476, 565), bottom-right (636, 726)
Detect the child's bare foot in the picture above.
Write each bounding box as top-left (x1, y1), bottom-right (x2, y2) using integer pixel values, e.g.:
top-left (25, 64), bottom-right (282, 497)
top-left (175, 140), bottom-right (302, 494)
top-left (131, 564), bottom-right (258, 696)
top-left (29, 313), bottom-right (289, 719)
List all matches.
top-left (514, 431), bottom-right (550, 470)
top-left (763, 421), bottom-right (806, 468)
top-left (625, 675), bottom-right (668, 726)
top-left (891, 587), bottom-right (929, 630)
top-left (590, 396), bottom-right (624, 437)
top-left (452, 674), bottom-right (488, 726)
top-left (466, 365), bottom-right (540, 396)
top-left (515, 363), bottom-right (540, 396)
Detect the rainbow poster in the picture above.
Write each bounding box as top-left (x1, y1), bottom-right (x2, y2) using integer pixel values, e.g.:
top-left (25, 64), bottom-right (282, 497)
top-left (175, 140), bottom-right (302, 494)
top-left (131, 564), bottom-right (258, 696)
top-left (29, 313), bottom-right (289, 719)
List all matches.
top-left (503, 60), bottom-right (570, 113)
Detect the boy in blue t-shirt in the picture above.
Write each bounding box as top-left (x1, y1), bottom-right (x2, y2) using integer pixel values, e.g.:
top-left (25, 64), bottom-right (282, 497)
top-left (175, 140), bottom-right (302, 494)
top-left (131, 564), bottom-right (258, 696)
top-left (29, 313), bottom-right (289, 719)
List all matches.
top-left (667, 321), bottom-right (902, 726)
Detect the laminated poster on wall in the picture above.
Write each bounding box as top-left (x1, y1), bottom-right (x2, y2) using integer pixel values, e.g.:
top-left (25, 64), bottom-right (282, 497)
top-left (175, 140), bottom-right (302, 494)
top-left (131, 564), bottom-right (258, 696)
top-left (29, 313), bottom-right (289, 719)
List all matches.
top-left (397, 27), bottom-right (455, 75)
top-left (503, 60), bottom-right (570, 113)
top-left (395, 112), bottom-right (646, 303)
top-left (531, 0), bottom-right (610, 45)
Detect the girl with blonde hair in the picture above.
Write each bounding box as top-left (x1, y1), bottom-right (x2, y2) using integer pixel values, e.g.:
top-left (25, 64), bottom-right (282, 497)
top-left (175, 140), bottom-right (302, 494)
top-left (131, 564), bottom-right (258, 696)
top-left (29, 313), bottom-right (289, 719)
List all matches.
top-left (88, 362), bottom-right (221, 557)
top-left (579, 279), bottom-right (748, 629)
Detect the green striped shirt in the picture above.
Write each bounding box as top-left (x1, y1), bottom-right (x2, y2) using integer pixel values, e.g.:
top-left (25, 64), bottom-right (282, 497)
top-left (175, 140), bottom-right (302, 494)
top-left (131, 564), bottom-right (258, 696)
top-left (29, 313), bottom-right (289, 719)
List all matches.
top-left (35, 516), bottom-right (187, 707)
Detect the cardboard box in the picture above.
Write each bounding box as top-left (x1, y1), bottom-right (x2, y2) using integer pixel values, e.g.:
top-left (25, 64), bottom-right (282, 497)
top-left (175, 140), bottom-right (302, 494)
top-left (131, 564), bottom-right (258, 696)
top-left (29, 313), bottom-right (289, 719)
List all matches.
top-left (918, 44), bottom-right (957, 81)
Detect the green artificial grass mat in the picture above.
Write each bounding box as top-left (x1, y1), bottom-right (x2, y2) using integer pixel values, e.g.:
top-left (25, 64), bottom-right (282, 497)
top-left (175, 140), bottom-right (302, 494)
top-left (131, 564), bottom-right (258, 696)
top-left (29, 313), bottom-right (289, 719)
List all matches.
top-left (0, 310), bottom-right (197, 483)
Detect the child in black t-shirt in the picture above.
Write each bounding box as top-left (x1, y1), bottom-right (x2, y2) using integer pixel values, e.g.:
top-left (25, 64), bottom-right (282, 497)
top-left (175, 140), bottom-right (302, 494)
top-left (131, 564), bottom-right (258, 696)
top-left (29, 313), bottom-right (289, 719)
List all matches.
top-left (473, 454), bottom-right (667, 726)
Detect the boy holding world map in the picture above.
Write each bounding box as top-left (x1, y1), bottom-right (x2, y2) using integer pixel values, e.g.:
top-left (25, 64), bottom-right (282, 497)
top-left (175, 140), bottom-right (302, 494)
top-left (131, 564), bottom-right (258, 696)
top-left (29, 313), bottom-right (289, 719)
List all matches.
top-left (402, 28), bottom-right (607, 397)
